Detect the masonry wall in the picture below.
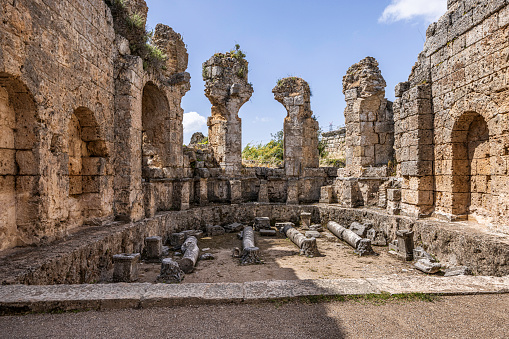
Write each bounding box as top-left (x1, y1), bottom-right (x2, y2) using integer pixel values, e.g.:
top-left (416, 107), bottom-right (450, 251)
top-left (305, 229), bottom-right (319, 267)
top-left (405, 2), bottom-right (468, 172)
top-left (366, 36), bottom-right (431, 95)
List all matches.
top-left (321, 128), bottom-right (346, 160)
top-left (395, 0), bottom-right (509, 231)
top-left (0, 0), bottom-right (118, 249)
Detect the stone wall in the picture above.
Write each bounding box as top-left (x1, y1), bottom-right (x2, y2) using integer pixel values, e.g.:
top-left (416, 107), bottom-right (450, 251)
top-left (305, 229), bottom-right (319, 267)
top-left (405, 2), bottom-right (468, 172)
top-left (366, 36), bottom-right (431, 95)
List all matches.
top-left (0, 0), bottom-right (191, 250)
top-left (321, 128), bottom-right (346, 160)
top-left (2, 203), bottom-right (508, 285)
top-left (394, 0), bottom-right (509, 230)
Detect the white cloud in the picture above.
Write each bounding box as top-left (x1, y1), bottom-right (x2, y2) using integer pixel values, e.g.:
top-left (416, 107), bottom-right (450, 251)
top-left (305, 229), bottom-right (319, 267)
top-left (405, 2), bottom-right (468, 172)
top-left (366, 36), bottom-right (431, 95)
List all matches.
top-left (183, 112), bottom-right (207, 134)
top-left (379, 0), bottom-right (447, 23)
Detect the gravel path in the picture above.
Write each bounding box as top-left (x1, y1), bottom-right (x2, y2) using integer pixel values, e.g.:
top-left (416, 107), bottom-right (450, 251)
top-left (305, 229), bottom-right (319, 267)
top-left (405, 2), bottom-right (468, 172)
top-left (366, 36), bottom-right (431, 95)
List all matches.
top-left (1, 294), bottom-right (508, 338)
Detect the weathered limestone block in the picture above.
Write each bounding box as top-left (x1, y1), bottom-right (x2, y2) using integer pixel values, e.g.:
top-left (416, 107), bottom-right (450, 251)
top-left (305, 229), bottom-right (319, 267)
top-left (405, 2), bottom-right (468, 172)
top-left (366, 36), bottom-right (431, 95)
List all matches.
top-left (230, 180), bottom-right (242, 204)
top-left (241, 226), bottom-right (261, 265)
top-left (283, 224), bottom-right (321, 257)
top-left (273, 77), bottom-right (319, 177)
top-left (342, 57), bottom-right (394, 176)
top-left (143, 236), bottom-right (162, 262)
top-left (354, 239), bottom-right (377, 256)
top-left (157, 258), bottom-right (184, 283)
top-left (414, 259), bottom-right (441, 274)
top-left (349, 222), bottom-right (369, 237)
top-left (254, 217), bottom-right (270, 231)
top-left (366, 229), bottom-right (387, 246)
top-left (396, 230), bottom-right (414, 261)
top-left (319, 185), bottom-right (334, 203)
top-left (258, 180), bottom-right (269, 203)
top-left (203, 48), bottom-right (253, 174)
top-left (286, 179), bottom-right (300, 204)
top-left (413, 246), bottom-right (435, 262)
top-left (153, 24), bottom-right (189, 76)
top-left (179, 236), bottom-right (199, 273)
top-left (444, 266), bottom-right (472, 277)
top-left (113, 253), bottom-right (140, 282)
top-left (300, 212), bottom-right (312, 230)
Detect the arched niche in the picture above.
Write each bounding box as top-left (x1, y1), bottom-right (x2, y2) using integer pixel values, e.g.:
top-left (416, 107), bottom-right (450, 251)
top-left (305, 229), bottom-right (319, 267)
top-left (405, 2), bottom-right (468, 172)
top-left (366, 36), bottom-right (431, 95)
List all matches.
top-left (450, 111), bottom-right (491, 218)
top-left (0, 73), bottom-right (39, 250)
top-left (67, 106), bottom-right (109, 227)
top-left (141, 82), bottom-right (172, 178)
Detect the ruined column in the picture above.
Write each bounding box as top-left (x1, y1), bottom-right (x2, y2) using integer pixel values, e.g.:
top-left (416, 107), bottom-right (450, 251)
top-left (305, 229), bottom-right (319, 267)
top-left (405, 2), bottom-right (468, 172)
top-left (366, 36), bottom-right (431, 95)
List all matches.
top-left (203, 48), bottom-right (253, 175)
top-left (241, 226), bottom-right (261, 265)
top-left (282, 224), bottom-right (320, 257)
top-left (273, 77), bottom-right (319, 177)
top-left (179, 236), bottom-right (200, 273)
top-left (342, 57), bottom-right (394, 177)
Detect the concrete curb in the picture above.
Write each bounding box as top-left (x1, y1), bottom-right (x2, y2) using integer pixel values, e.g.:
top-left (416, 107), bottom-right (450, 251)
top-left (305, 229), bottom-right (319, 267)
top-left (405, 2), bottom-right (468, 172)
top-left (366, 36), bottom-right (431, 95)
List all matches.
top-left (1, 275), bottom-right (508, 315)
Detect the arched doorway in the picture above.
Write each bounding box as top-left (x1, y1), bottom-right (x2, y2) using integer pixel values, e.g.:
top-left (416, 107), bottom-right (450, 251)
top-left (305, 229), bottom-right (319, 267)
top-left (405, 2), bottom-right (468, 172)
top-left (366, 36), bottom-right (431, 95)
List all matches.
top-left (451, 112), bottom-right (491, 219)
top-left (0, 73), bottom-right (39, 250)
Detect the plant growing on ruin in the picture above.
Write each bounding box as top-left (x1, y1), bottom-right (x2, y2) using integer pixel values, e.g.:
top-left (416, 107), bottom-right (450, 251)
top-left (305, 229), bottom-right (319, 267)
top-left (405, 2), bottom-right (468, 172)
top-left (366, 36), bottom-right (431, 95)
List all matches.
top-left (105, 0), bottom-right (167, 70)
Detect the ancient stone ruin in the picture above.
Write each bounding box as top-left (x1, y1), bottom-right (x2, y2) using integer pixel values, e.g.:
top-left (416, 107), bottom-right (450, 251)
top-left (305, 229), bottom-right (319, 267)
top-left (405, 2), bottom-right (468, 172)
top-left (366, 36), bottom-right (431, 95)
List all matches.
top-left (1, 0), bottom-right (509, 287)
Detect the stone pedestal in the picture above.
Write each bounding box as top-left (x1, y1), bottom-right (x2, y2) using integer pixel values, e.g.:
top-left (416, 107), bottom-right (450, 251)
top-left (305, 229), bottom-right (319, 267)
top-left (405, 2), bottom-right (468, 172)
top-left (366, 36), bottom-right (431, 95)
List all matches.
top-left (396, 230), bottom-right (414, 261)
top-left (144, 236), bottom-right (162, 262)
top-left (113, 253), bottom-right (140, 282)
top-left (300, 212), bottom-right (312, 230)
top-left (254, 217), bottom-right (271, 231)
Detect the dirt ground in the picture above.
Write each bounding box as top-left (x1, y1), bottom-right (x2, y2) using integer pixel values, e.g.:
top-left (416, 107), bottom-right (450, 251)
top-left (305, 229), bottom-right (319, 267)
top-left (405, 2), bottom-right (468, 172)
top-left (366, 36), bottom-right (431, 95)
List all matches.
top-left (123, 228), bottom-right (422, 284)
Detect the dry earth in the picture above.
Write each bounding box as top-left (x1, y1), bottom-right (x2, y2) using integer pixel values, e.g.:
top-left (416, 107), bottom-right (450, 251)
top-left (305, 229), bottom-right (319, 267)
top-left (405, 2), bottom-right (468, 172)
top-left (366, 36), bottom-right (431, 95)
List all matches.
top-left (104, 229), bottom-right (422, 284)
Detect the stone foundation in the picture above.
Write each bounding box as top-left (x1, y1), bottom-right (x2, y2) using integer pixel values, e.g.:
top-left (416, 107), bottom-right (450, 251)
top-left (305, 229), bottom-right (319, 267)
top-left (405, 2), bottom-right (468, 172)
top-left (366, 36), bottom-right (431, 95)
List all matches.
top-left (1, 203), bottom-right (508, 285)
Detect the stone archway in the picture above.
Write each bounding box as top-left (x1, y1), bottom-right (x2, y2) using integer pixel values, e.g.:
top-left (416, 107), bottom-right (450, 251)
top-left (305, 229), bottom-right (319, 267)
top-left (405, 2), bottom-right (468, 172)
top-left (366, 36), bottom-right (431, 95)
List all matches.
top-left (0, 73), bottom-right (39, 250)
top-left (67, 107), bottom-right (109, 227)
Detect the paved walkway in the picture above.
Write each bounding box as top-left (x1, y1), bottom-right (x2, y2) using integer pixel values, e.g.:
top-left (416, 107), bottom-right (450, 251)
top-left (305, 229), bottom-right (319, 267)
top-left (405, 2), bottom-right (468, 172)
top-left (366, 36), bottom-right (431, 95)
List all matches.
top-left (1, 275), bottom-right (508, 314)
top-left (1, 294), bottom-right (508, 338)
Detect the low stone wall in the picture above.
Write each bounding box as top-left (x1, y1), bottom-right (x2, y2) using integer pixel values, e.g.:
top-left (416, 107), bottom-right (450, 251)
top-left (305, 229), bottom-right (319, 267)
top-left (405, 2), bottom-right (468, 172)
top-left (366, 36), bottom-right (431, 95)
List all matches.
top-left (1, 204), bottom-right (508, 285)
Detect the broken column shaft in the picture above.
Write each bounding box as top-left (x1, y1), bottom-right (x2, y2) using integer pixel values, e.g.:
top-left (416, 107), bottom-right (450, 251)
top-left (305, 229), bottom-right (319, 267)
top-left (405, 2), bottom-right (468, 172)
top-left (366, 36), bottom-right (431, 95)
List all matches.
top-left (179, 236), bottom-right (200, 273)
top-left (327, 221), bottom-right (376, 256)
top-left (282, 224), bottom-right (320, 257)
top-left (203, 49), bottom-right (253, 174)
top-left (273, 77), bottom-right (319, 177)
top-left (241, 226), bottom-right (261, 265)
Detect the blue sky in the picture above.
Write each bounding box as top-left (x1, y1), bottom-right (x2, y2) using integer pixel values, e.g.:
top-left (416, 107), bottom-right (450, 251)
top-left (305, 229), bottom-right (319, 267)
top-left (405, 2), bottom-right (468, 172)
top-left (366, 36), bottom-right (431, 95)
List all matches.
top-left (145, 0), bottom-right (447, 145)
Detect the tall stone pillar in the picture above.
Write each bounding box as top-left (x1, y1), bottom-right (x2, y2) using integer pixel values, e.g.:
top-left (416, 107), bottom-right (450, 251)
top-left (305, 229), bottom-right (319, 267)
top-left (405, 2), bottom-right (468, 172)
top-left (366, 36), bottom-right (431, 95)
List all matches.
top-left (203, 50), bottom-right (253, 175)
top-left (272, 77), bottom-right (319, 177)
top-left (342, 57), bottom-right (394, 177)
top-left (394, 82), bottom-right (434, 218)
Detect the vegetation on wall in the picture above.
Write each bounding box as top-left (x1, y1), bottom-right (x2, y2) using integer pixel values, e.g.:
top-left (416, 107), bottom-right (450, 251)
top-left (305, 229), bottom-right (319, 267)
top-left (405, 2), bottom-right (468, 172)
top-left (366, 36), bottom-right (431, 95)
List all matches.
top-left (105, 0), bottom-right (167, 70)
